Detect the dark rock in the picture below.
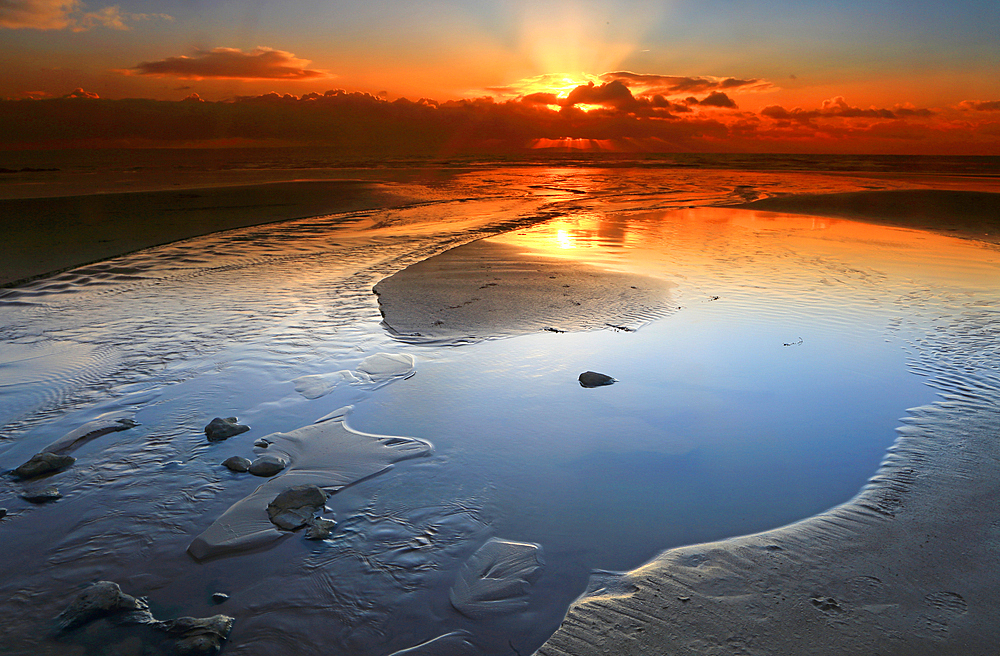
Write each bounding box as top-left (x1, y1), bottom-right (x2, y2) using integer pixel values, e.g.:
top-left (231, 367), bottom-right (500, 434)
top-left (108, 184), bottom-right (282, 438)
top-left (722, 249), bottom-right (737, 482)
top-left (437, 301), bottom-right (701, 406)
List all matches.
top-left (55, 581), bottom-right (233, 655)
top-left (305, 517), bottom-right (337, 540)
top-left (13, 452), bottom-right (76, 479)
top-left (55, 581), bottom-right (154, 632)
top-left (159, 614), bottom-right (235, 655)
top-left (253, 438), bottom-right (270, 449)
top-left (266, 484), bottom-right (327, 530)
top-left (21, 485), bottom-right (62, 503)
top-left (248, 455), bottom-right (286, 477)
top-left (0, 508), bottom-right (7, 519)
top-left (578, 371), bottom-right (616, 388)
top-left (204, 417), bottom-right (249, 442)
top-left (211, 592), bottom-right (229, 605)
top-left (221, 456), bottom-right (251, 473)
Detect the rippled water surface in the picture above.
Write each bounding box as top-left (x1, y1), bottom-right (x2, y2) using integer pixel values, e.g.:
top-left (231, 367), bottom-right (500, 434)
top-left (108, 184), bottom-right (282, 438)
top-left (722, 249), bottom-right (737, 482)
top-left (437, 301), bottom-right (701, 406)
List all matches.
top-left (1, 167), bottom-right (998, 655)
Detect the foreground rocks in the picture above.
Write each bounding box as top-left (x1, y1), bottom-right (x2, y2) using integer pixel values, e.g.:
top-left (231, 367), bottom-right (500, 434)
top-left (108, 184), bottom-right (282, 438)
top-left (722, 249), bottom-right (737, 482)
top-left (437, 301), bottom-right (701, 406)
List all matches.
top-left (221, 456), bottom-right (251, 473)
top-left (13, 452), bottom-right (76, 480)
top-left (55, 581), bottom-right (234, 655)
top-left (204, 417), bottom-right (249, 442)
top-left (266, 484), bottom-right (336, 539)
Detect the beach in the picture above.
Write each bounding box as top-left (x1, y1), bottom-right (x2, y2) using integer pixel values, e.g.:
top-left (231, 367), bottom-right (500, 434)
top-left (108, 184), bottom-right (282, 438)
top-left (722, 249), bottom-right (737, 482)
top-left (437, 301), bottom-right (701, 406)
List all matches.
top-left (1, 160), bottom-right (999, 655)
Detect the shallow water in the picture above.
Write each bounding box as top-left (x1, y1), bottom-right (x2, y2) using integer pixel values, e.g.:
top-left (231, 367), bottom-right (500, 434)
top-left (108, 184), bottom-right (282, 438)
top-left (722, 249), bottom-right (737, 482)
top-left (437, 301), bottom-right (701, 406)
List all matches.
top-left (1, 167), bottom-right (997, 655)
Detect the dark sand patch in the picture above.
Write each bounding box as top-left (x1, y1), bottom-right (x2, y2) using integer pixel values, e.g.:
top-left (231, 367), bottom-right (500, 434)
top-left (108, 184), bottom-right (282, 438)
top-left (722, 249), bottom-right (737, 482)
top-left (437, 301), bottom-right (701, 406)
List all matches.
top-left (0, 179), bottom-right (420, 286)
top-left (734, 189), bottom-right (1000, 245)
top-left (373, 239), bottom-right (676, 343)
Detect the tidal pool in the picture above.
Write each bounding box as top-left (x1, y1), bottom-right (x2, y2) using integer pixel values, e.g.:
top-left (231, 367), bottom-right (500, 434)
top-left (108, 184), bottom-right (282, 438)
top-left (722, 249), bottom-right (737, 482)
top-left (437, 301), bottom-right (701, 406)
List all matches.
top-left (0, 170), bottom-right (997, 655)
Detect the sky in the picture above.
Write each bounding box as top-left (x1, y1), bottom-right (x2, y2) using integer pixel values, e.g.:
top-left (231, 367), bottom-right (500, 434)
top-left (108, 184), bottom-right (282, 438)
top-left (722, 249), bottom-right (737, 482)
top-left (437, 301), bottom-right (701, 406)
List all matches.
top-left (2, 0), bottom-right (999, 154)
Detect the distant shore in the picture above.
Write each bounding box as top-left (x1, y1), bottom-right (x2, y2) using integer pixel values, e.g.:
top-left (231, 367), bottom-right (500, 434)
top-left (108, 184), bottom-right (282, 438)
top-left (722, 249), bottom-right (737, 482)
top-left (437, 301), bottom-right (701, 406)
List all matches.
top-left (0, 179), bottom-right (425, 287)
top-left (734, 188), bottom-right (1000, 246)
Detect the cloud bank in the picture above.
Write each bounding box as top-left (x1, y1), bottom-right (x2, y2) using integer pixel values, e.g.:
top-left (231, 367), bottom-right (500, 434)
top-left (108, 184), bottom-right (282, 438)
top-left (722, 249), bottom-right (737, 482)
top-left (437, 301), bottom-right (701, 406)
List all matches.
top-left (129, 47), bottom-right (329, 80)
top-left (1, 80), bottom-right (996, 155)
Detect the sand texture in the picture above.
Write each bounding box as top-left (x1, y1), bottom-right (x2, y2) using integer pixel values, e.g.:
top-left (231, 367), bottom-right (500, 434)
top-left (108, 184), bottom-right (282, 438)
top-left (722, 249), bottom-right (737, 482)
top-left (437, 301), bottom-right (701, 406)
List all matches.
top-left (735, 189), bottom-right (1000, 245)
top-left (0, 179), bottom-right (418, 286)
top-left (373, 239), bottom-right (677, 343)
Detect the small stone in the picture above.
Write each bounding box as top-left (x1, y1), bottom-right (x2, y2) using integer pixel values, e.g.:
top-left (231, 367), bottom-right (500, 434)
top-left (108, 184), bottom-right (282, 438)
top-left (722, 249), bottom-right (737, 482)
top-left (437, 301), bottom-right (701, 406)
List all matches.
top-left (305, 517), bottom-right (337, 540)
top-left (578, 371), bottom-right (616, 388)
top-left (13, 452), bottom-right (76, 479)
top-left (0, 508), bottom-right (7, 519)
top-left (266, 484), bottom-right (326, 531)
top-left (204, 417), bottom-right (249, 442)
top-left (211, 592), bottom-right (229, 605)
top-left (21, 485), bottom-right (62, 503)
top-left (248, 455), bottom-right (286, 477)
top-left (253, 438), bottom-right (270, 449)
top-left (221, 456), bottom-right (251, 473)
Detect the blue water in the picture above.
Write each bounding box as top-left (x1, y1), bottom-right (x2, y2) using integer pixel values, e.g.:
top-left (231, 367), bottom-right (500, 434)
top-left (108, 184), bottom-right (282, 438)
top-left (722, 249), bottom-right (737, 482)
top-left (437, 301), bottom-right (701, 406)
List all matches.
top-left (1, 168), bottom-right (997, 655)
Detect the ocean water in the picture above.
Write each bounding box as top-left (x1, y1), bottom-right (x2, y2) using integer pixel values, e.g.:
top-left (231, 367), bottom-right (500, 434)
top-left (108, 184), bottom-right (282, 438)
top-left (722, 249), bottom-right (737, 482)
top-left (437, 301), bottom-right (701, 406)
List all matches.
top-left (0, 165), bottom-right (998, 655)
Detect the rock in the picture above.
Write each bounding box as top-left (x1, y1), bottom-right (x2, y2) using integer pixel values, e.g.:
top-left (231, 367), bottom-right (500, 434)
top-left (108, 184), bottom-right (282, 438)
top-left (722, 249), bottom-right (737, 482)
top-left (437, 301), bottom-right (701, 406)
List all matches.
top-left (221, 456), bottom-right (251, 473)
top-left (305, 517), bottom-right (337, 540)
top-left (21, 485), bottom-right (62, 503)
top-left (55, 581), bottom-right (154, 632)
top-left (204, 417), bottom-right (249, 442)
top-left (159, 614), bottom-right (235, 656)
top-left (253, 438), bottom-right (270, 449)
top-left (13, 452), bottom-right (76, 480)
top-left (211, 592), bottom-right (229, 605)
top-left (578, 371), bottom-right (616, 388)
top-left (266, 484), bottom-right (327, 530)
top-left (248, 455), bottom-right (286, 477)
top-left (55, 581), bottom-right (233, 655)
top-left (0, 508), bottom-right (7, 519)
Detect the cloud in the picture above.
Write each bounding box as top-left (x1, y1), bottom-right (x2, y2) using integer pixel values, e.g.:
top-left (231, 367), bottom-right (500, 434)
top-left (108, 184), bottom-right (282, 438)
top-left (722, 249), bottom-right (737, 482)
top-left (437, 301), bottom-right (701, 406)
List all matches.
top-left (63, 87), bottom-right (98, 98)
top-left (959, 100), bottom-right (1000, 112)
top-left (762, 96), bottom-right (933, 123)
top-left (601, 72), bottom-right (770, 97)
top-left (690, 91), bottom-right (737, 109)
top-left (0, 0), bottom-right (79, 29)
top-left (0, 0), bottom-right (171, 30)
top-left (563, 80), bottom-right (636, 110)
top-left (129, 47), bottom-right (329, 80)
top-left (0, 89), bottom-right (994, 155)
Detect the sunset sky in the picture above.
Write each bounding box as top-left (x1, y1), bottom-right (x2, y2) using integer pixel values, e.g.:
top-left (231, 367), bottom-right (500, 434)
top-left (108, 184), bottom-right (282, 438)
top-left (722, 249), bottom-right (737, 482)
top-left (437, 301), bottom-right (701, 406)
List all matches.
top-left (2, 0), bottom-right (999, 154)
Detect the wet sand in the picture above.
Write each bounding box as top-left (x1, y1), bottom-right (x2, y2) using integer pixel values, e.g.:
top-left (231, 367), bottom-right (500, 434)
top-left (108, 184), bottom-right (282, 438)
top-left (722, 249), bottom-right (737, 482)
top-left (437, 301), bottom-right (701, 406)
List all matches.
top-left (0, 179), bottom-right (423, 287)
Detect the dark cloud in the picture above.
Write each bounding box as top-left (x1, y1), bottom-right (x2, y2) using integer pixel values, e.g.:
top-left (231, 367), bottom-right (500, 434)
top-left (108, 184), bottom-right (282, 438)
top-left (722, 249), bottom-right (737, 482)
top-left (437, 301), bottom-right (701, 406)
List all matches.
top-left (959, 100), bottom-right (1000, 111)
top-left (692, 91), bottom-right (737, 109)
top-left (521, 92), bottom-right (560, 106)
top-left (762, 96), bottom-right (933, 123)
top-left (0, 89), bottom-right (990, 155)
top-left (601, 71), bottom-right (769, 97)
top-left (130, 47), bottom-right (328, 80)
top-left (563, 80), bottom-right (636, 110)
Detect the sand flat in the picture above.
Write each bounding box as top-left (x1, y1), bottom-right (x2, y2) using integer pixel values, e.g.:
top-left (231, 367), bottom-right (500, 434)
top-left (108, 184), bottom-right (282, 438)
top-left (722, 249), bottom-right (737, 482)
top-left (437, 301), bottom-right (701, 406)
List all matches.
top-left (373, 239), bottom-right (677, 343)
